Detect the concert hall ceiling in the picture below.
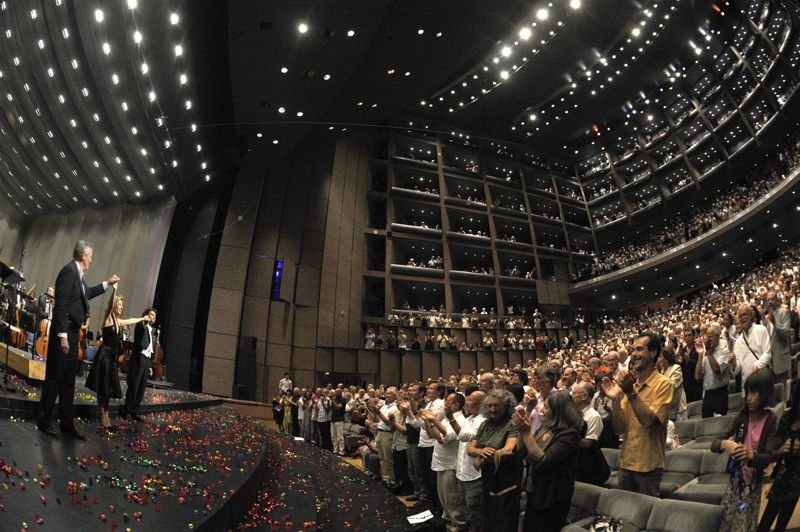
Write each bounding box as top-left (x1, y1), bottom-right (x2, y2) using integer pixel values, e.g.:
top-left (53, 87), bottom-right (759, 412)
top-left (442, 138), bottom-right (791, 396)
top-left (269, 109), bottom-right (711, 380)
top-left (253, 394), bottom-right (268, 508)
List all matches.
top-left (0, 0), bottom-right (750, 215)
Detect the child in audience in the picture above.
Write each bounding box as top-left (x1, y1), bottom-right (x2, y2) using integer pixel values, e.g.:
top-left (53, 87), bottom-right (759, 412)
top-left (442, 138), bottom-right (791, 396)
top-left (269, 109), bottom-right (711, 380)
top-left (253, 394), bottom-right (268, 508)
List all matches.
top-left (712, 369), bottom-right (778, 531)
top-left (758, 379), bottom-right (800, 532)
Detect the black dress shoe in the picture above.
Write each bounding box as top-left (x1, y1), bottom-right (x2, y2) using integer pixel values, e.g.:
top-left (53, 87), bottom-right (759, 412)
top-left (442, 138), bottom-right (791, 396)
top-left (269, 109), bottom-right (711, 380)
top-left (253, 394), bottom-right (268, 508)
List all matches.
top-left (61, 427), bottom-right (87, 441)
top-left (36, 422), bottom-right (59, 437)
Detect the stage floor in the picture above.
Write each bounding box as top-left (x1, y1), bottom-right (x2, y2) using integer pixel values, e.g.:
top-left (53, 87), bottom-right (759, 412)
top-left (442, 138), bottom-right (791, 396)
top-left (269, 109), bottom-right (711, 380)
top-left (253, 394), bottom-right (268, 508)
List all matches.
top-left (0, 405), bottom-right (269, 531)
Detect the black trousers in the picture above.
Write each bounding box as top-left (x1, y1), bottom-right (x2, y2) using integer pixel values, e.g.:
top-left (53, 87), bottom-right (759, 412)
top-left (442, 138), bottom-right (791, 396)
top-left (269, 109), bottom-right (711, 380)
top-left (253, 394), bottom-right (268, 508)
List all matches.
top-left (701, 385), bottom-right (728, 418)
top-left (318, 420), bottom-right (332, 450)
top-left (124, 352), bottom-right (151, 414)
top-left (419, 444), bottom-right (441, 509)
top-left (523, 499), bottom-right (570, 532)
top-left (758, 496), bottom-right (799, 532)
top-left (38, 328), bottom-right (79, 429)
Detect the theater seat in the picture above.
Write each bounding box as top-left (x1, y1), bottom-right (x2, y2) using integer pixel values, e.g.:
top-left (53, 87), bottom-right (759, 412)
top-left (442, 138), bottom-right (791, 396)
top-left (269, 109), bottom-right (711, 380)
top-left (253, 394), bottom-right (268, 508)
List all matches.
top-left (566, 489), bottom-right (658, 532)
top-left (686, 400), bottom-right (702, 419)
top-left (601, 448), bottom-right (620, 489)
top-left (674, 418), bottom-right (697, 443)
top-left (671, 450), bottom-right (729, 505)
top-left (659, 450), bottom-right (704, 497)
top-left (727, 393), bottom-right (743, 412)
top-left (645, 498), bottom-right (722, 531)
top-left (681, 415), bottom-right (734, 449)
top-left (567, 482), bottom-right (604, 524)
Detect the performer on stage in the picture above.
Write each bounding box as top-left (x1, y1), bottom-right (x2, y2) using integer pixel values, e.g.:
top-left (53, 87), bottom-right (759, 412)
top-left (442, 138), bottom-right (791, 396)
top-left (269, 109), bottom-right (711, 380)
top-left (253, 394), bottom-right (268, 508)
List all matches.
top-left (37, 286), bottom-right (54, 321)
top-left (36, 240), bottom-right (119, 440)
top-left (121, 307), bottom-right (157, 422)
top-left (86, 285), bottom-right (150, 431)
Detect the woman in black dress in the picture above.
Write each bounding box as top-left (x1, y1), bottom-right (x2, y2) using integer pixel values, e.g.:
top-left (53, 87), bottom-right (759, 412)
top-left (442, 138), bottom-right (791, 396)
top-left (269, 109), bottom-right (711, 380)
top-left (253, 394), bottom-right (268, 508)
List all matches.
top-left (86, 285), bottom-right (151, 431)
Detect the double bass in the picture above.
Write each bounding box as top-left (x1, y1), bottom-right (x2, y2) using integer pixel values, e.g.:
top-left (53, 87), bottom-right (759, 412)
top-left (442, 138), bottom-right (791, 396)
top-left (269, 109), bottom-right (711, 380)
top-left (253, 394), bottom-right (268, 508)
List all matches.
top-left (151, 326), bottom-right (165, 381)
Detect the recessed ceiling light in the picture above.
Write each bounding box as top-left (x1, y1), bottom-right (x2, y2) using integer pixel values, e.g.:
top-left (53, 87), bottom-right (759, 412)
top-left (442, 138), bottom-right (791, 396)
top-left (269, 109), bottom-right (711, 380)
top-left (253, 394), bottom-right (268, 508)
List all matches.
top-left (296, 111), bottom-right (303, 117)
top-left (272, 139), bottom-right (279, 144)
top-left (418, 28), bottom-right (424, 35)
top-left (256, 132), bottom-right (263, 138)
top-left (280, 67), bottom-right (288, 74)
top-left (94, 9), bottom-right (104, 22)
top-left (323, 74), bottom-right (331, 80)
top-left (133, 30), bottom-right (142, 44)
top-left (170, 12), bottom-right (179, 25)
top-left (519, 28), bottom-right (531, 40)
top-left (278, 106), bottom-right (285, 113)
top-left (536, 8), bottom-right (548, 20)
top-left (569, 0), bottom-right (581, 8)
top-left (346, 29), bottom-right (355, 37)
top-left (298, 23), bottom-right (308, 34)
top-left (436, 32), bottom-right (442, 37)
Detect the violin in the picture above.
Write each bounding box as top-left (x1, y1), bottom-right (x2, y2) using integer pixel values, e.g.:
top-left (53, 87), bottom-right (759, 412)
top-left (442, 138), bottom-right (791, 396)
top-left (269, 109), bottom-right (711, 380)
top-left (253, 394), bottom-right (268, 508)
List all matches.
top-left (77, 316), bottom-right (90, 362)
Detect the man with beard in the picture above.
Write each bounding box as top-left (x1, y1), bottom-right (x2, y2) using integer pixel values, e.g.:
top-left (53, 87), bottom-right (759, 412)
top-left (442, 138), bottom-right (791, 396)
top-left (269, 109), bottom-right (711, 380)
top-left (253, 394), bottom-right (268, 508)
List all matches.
top-left (602, 332), bottom-right (673, 496)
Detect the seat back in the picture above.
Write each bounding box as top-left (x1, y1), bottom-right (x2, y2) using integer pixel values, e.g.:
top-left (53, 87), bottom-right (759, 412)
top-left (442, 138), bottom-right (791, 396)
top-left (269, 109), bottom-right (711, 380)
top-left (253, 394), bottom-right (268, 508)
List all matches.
top-left (601, 448), bottom-right (620, 471)
top-left (692, 415), bottom-right (734, 441)
top-left (568, 482), bottom-right (604, 524)
top-left (645, 498), bottom-right (722, 531)
top-left (727, 393), bottom-right (743, 412)
top-left (686, 400), bottom-right (702, 419)
top-left (699, 449), bottom-right (728, 475)
top-left (595, 489), bottom-right (658, 531)
top-left (774, 382), bottom-right (785, 404)
top-left (664, 449), bottom-right (705, 475)
top-left (674, 419), bottom-right (697, 442)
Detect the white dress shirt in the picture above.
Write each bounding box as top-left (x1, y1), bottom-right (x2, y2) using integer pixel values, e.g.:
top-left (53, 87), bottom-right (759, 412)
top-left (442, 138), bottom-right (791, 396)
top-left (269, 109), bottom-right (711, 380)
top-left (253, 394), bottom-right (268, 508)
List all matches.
top-left (732, 323), bottom-right (771, 384)
top-left (456, 413), bottom-right (487, 482)
top-left (430, 411), bottom-right (463, 472)
top-left (582, 404), bottom-right (603, 442)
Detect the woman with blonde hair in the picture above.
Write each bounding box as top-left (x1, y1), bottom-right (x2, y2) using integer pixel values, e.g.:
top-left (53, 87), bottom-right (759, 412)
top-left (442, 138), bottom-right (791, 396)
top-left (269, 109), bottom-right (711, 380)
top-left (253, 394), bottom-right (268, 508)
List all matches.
top-left (85, 285), bottom-right (151, 431)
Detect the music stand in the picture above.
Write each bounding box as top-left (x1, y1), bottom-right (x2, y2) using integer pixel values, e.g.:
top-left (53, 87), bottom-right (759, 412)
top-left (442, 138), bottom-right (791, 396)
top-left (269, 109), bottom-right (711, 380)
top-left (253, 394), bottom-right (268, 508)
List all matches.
top-left (0, 261), bottom-right (26, 393)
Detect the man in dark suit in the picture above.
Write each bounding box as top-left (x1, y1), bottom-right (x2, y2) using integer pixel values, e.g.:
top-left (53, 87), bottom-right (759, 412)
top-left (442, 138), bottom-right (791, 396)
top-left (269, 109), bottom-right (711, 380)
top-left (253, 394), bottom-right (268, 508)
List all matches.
top-left (36, 240), bottom-right (118, 440)
top-left (122, 307), bottom-right (157, 421)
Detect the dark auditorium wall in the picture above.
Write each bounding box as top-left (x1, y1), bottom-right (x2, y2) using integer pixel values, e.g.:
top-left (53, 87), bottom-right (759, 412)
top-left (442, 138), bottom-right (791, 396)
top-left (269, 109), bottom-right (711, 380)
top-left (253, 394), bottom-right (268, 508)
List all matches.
top-left (0, 194), bottom-right (25, 264)
top-left (201, 133), bottom-right (372, 400)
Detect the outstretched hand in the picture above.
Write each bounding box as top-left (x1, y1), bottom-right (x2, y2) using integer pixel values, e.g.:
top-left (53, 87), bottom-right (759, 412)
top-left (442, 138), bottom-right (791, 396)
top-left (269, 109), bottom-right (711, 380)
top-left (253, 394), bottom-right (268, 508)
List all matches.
top-left (601, 377), bottom-right (623, 401)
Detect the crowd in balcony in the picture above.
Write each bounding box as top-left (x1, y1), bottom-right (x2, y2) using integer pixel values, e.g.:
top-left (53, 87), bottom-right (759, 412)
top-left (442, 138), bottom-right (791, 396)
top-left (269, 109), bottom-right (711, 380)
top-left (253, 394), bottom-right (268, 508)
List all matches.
top-left (281, 242), bottom-right (800, 531)
top-left (405, 256), bottom-right (444, 269)
top-left (583, 168), bottom-right (787, 279)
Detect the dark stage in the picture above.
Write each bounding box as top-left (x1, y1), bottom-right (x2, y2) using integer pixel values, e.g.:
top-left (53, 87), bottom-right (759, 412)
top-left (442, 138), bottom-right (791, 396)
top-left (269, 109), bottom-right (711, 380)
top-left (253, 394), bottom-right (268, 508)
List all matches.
top-left (0, 372), bottom-right (412, 530)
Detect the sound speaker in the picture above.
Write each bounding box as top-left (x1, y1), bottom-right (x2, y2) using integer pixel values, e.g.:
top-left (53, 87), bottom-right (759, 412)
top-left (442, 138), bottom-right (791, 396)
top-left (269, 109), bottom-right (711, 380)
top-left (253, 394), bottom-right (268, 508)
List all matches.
top-left (233, 336), bottom-right (257, 400)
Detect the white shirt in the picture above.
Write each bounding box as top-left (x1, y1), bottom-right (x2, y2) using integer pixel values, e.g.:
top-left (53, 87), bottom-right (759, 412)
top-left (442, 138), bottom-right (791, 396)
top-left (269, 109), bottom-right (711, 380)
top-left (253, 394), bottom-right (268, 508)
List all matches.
top-left (457, 412), bottom-right (487, 482)
top-left (142, 324), bottom-right (154, 358)
top-left (732, 323), bottom-right (771, 384)
top-left (582, 404), bottom-right (603, 442)
top-left (700, 344), bottom-right (729, 391)
top-left (279, 377), bottom-right (293, 393)
top-left (377, 401), bottom-right (398, 432)
top-left (415, 398), bottom-right (444, 448)
top-left (431, 411), bottom-right (463, 472)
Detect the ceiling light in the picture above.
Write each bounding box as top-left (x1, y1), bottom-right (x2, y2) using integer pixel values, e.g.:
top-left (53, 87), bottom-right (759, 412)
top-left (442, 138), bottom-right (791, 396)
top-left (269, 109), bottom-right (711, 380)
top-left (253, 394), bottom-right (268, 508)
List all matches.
top-left (102, 42), bottom-right (110, 54)
top-left (179, 73), bottom-right (187, 85)
top-left (280, 67), bottom-right (288, 74)
top-left (278, 106), bottom-right (285, 113)
top-left (569, 0), bottom-right (581, 8)
top-left (519, 28), bottom-right (531, 40)
top-left (536, 8), bottom-right (548, 21)
top-left (417, 28), bottom-right (424, 35)
top-left (296, 111), bottom-right (304, 117)
top-left (632, 27), bottom-right (641, 37)
top-left (170, 12), bottom-right (179, 25)
top-left (436, 32), bottom-right (442, 37)
top-left (256, 132), bottom-right (263, 138)
top-left (500, 70), bottom-right (509, 80)
top-left (133, 30), bottom-right (142, 44)
top-left (346, 29), bottom-right (355, 37)
top-left (94, 9), bottom-right (104, 22)
top-left (127, 0), bottom-right (137, 9)
top-left (272, 139), bottom-right (279, 145)
top-left (298, 23), bottom-right (308, 34)
top-left (174, 44), bottom-right (183, 56)
top-left (501, 46), bottom-right (512, 57)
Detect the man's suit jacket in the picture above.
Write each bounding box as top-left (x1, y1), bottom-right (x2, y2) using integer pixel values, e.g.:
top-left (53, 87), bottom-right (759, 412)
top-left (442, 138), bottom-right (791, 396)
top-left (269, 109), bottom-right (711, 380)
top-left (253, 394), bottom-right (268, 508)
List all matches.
top-left (51, 261), bottom-right (105, 337)
top-left (770, 306), bottom-right (793, 375)
top-left (133, 321), bottom-right (152, 358)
